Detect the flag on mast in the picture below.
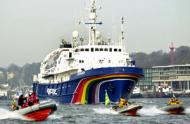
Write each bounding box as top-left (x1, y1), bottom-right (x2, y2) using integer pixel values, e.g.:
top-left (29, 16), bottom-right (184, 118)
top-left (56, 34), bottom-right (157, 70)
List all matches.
top-left (105, 90), bottom-right (110, 106)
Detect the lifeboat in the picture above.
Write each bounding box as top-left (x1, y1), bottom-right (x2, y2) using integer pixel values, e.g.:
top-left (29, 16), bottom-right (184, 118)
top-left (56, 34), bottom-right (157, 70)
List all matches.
top-left (14, 101), bottom-right (57, 121)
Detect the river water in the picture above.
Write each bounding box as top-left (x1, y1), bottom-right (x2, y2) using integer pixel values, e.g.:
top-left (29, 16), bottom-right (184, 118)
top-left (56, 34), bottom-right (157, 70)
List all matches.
top-left (0, 98), bottom-right (190, 124)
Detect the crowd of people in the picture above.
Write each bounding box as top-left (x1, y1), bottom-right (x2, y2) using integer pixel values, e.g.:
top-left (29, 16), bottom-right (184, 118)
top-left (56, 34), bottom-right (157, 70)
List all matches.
top-left (10, 92), bottom-right (39, 111)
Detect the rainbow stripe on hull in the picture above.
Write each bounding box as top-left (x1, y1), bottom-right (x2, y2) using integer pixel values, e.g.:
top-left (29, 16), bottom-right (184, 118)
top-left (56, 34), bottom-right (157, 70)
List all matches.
top-left (33, 67), bottom-right (143, 104)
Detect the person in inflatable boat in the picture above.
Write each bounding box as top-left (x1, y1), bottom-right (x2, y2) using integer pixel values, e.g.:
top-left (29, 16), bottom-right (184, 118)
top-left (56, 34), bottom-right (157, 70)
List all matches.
top-left (118, 98), bottom-right (128, 108)
top-left (168, 96), bottom-right (183, 105)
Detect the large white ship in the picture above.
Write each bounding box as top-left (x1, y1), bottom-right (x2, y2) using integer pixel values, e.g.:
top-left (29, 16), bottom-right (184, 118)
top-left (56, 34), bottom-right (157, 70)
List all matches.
top-left (33, 0), bottom-right (143, 104)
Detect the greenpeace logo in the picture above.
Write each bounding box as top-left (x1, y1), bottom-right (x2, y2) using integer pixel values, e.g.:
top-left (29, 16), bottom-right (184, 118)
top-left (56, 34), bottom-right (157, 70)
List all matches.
top-left (47, 88), bottom-right (57, 95)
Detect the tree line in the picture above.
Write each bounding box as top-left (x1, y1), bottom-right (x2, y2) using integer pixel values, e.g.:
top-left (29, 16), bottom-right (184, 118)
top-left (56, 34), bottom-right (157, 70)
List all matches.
top-left (0, 63), bottom-right (40, 88)
top-left (132, 46), bottom-right (190, 68)
top-left (0, 46), bottom-right (190, 87)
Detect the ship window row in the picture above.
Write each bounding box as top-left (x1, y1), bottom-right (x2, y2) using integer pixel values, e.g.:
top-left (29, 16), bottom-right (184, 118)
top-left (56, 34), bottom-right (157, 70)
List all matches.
top-left (79, 60), bottom-right (84, 63)
top-left (75, 48), bottom-right (122, 52)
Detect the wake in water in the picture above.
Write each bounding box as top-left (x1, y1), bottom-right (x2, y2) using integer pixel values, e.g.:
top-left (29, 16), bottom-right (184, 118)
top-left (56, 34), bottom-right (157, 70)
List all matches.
top-left (93, 106), bottom-right (166, 116)
top-left (185, 106), bottom-right (190, 114)
top-left (48, 114), bottom-right (63, 120)
top-left (139, 100), bottom-right (153, 104)
top-left (93, 108), bottom-right (118, 115)
top-left (0, 108), bottom-right (25, 120)
top-left (138, 106), bottom-right (167, 116)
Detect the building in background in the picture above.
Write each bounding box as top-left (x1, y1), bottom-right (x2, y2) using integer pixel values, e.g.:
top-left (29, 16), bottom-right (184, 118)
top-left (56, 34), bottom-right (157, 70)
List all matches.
top-left (152, 64), bottom-right (190, 94)
top-left (0, 83), bottom-right (9, 99)
top-left (0, 71), bottom-right (4, 83)
top-left (138, 68), bottom-right (153, 86)
top-left (7, 72), bottom-right (15, 80)
top-left (134, 64), bottom-right (190, 98)
top-left (132, 68), bottom-right (155, 98)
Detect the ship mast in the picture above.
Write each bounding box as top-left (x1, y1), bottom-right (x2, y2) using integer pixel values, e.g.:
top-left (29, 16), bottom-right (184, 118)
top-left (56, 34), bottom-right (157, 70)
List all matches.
top-left (120, 17), bottom-right (125, 51)
top-left (85, 0), bottom-right (102, 45)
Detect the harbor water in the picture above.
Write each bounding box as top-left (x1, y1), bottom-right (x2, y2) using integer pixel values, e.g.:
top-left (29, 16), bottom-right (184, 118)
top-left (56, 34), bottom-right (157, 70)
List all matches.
top-left (0, 98), bottom-right (190, 124)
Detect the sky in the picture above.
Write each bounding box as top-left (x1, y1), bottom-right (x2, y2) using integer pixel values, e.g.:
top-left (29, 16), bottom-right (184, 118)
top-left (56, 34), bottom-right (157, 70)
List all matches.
top-left (0, 0), bottom-right (190, 67)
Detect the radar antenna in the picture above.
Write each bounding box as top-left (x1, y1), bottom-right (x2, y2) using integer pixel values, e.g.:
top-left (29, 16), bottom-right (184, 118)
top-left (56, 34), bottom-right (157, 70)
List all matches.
top-left (120, 17), bottom-right (126, 51)
top-left (85, 0), bottom-right (102, 45)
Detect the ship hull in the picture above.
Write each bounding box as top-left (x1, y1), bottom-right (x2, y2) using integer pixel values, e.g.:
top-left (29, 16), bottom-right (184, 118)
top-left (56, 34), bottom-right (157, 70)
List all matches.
top-left (33, 67), bottom-right (143, 104)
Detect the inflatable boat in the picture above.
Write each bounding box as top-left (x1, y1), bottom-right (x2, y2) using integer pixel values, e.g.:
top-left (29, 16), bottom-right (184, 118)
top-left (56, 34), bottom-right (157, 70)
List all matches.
top-left (112, 104), bottom-right (142, 116)
top-left (14, 101), bottom-right (57, 121)
top-left (160, 104), bottom-right (185, 114)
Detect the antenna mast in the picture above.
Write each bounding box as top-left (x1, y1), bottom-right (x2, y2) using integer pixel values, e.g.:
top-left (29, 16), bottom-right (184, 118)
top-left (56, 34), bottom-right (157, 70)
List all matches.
top-left (120, 17), bottom-right (125, 51)
top-left (85, 0), bottom-right (102, 45)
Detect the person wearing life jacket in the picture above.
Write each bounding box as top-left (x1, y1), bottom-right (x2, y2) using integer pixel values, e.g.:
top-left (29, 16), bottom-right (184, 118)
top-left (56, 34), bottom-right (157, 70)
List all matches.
top-left (31, 92), bottom-right (39, 104)
top-left (18, 94), bottom-right (27, 109)
top-left (168, 98), bottom-right (173, 105)
top-left (10, 98), bottom-right (18, 110)
top-left (28, 94), bottom-right (34, 106)
top-left (22, 101), bottom-right (28, 108)
top-left (168, 97), bottom-right (182, 105)
top-left (175, 98), bottom-right (183, 105)
top-left (118, 98), bottom-right (128, 108)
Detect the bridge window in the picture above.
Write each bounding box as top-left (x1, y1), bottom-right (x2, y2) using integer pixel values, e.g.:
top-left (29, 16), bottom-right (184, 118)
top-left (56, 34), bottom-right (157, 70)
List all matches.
top-left (81, 48), bottom-right (84, 52)
top-left (85, 48), bottom-right (89, 51)
top-left (75, 49), bottom-right (79, 52)
top-left (91, 48), bottom-right (94, 52)
top-left (114, 48), bottom-right (117, 52)
top-left (109, 48), bottom-right (112, 52)
top-left (100, 48), bottom-right (103, 51)
top-left (95, 48), bottom-right (99, 51)
top-left (104, 48), bottom-right (108, 51)
top-left (118, 49), bottom-right (121, 52)
top-left (79, 60), bottom-right (84, 63)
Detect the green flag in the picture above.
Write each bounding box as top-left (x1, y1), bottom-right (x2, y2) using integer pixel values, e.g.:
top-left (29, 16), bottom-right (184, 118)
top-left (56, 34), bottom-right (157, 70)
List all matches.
top-left (105, 90), bottom-right (110, 106)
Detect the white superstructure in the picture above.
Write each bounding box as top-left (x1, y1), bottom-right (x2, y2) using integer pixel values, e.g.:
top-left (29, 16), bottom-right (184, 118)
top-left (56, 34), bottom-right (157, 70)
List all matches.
top-left (34, 0), bottom-right (134, 84)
